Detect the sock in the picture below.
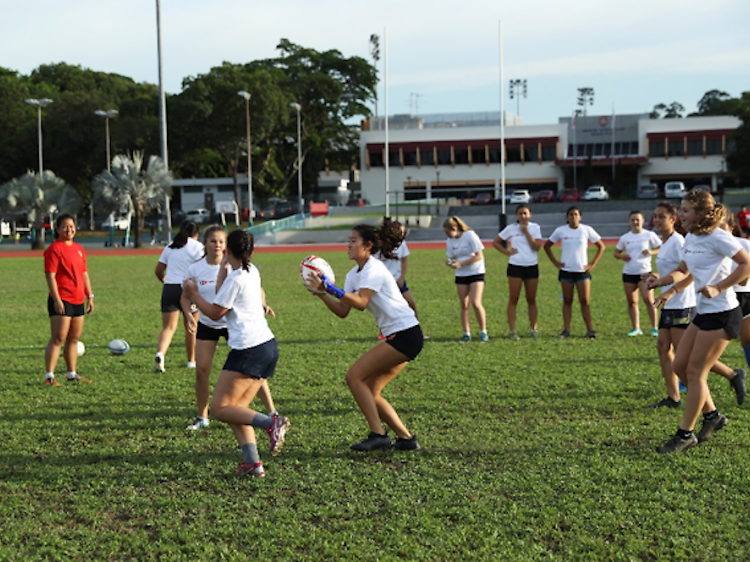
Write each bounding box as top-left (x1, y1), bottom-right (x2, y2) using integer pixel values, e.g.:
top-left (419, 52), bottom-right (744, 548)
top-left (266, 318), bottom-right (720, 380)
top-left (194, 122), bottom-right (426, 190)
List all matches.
top-left (744, 345), bottom-right (750, 369)
top-left (251, 413), bottom-right (273, 430)
top-left (45, 372), bottom-right (54, 380)
top-left (155, 352), bottom-right (164, 359)
top-left (704, 409), bottom-right (719, 421)
top-left (67, 371), bottom-right (76, 380)
top-left (241, 443), bottom-right (260, 465)
top-left (268, 410), bottom-right (278, 418)
top-left (677, 428), bottom-right (693, 439)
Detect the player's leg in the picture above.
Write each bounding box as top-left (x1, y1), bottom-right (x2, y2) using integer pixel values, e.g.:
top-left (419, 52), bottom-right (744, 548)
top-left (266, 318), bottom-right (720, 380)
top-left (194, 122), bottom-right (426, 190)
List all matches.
top-left (45, 314), bottom-right (71, 384)
top-left (524, 276), bottom-right (540, 332)
top-left (469, 281), bottom-right (487, 335)
top-left (507, 275), bottom-right (522, 333)
top-left (63, 316), bottom-right (89, 382)
top-left (577, 279), bottom-right (594, 332)
top-left (638, 281), bottom-right (658, 332)
top-left (456, 283), bottom-right (471, 337)
top-left (183, 311), bottom-right (199, 366)
top-left (560, 281), bottom-right (575, 334)
top-left (623, 281), bottom-right (640, 333)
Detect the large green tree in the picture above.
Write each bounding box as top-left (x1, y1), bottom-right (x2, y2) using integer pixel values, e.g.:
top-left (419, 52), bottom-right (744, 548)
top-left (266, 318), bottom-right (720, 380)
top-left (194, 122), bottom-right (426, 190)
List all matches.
top-left (726, 92), bottom-right (750, 186)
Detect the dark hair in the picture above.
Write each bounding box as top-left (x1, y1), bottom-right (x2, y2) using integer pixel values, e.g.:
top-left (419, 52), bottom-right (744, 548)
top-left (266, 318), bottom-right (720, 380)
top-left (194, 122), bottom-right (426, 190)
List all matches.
top-left (515, 204), bottom-right (531, 216)
top-left (169, 220), bottom-right (199, 249)
top-left (725, 210), bottom-right (741, 237)
top-left (226, 229), bottom-right (254, 271)
top-left (629, 210), bottom-right (644, 218)
top-left (566, 206), bottom-right (581, 218)
top-left (54, 214), bottom-right (75, 240)
top-left (655, 201), bottom-right (677, 217)
top-left (353, 217), bottom-right (405, 260)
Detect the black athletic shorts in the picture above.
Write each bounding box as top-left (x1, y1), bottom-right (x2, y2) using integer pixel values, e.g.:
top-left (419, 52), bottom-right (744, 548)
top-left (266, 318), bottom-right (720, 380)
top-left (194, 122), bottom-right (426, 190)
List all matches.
top-left (455, 274), bottom-right (485, 285)
top-left (399, 280), bottom-right (410, 294)
top-left (659, 307), bottom-right (693, 330)
top-left (622, 273), bottom-right (645, 285)
top-left (737, 292), bottom-right (750, 318)
top-left (47, 296), bottom-right (84, 318)
top-left (383, 324), bottom-right (424, 361)
top-left (196, 322), bottom-right (229, 342)
top-left (161, 283), bottom-right (183, 313)
top-left (223, 338), bottom-right (279, 379)
top-left (507, 264), bottom-right (539, 280)
top-left (558, 270), bottom-right (591, 284)
top-left (692, 307), bottom-right (742, 340)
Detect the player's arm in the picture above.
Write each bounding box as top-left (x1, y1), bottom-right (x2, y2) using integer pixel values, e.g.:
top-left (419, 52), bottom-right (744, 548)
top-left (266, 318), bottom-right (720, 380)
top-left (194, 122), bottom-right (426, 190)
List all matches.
top-left (613, 248), bottom-right (628, 261)
top-left (261, 288), bottom-right (275, 318)
top-left (183, 278), bottom-right (228, 321)
top-left (450, 250), bottom-right (483, 269)
top-left (398, 256), bottom-right (408, 287)
top-left (492, 235), bottom-right (512, 256)
top-left (155, 262), bottom-right (166, 282)
top-left (45, 271), bottom-right (65, 315)
top-left (83, 271), bottom-right (95, 314)
top-left (543, 239), bottom-right (562, 269)
top-left (586, 240), bottom-right (606, 271)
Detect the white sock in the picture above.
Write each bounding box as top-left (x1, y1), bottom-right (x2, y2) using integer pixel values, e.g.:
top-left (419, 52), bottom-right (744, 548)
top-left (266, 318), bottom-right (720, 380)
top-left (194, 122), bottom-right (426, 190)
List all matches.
top-left (45, 372), bottom-right (54, 380)
top-left (67, 371), bottom-right (77, 379)
top-left (155, 352), bottom-right (164, 359)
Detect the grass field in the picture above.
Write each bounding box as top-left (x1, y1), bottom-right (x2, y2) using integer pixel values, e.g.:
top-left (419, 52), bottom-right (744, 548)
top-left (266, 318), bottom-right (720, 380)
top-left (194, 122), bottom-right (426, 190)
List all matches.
top-left (2, 245), bottom-right (750, 561)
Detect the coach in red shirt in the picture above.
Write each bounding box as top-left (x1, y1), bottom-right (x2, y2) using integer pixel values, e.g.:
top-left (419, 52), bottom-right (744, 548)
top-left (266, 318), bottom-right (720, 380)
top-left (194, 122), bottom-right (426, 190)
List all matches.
top-left (737, 206), bottom-right (750, 237)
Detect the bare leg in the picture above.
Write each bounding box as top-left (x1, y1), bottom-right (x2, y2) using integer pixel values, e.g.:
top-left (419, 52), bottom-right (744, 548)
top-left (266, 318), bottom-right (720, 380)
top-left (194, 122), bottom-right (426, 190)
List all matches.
top-left (156, 311), bottom-right (180, 357)
top-left (45, 315), bottom-right (71, 373)
top-left (507, 276), bottom-right (523, 332)
top-left (211, 370), bottom-right (265, 446)
top-left (657, 328), bottom-right (680, 401)
top-left (184, 311), bottom-right (199, 363)
top-left (456, 284), bottom-right (471, 333)
top-left (623, 282), bottom-right (639, 331)
top-left (469, 281), bottom-right (487, 332)
top-left (194, 339), bottom-right (217, 419)
top-left (524, 277), bottom-right (539, 330)
top-left (576, 280), bottom-right (594, 332)
top-left (638, 281), bottom-right (657, 330)
top-left (62, 316), bottom-right (85, 373)
top-left (560, 281), bottom-right (574, 331)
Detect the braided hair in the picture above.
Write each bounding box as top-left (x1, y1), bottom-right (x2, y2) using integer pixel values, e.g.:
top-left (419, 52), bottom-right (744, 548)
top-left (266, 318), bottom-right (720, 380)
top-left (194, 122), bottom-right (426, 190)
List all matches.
top-left (226, 229), bottom-right (254, 271)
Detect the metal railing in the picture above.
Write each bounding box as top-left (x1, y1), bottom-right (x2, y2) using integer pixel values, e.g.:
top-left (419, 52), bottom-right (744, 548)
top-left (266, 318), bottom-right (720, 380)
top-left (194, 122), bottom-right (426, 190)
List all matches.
top-left (247, 213), bottom-right (306, 237)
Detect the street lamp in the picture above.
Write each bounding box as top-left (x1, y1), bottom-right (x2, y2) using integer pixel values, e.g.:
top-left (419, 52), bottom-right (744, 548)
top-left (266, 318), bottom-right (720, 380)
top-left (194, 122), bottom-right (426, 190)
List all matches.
top-left (508, 79), bottom-right (527, 119)
top-left (237, 91), bottom-right (254, 225)
top-left (94, 109), bottom-right (119, 230)
top-left (290, 102), bottom-right (303, 214)
top-left (577, 87), bottom-right (595, 116)
top-left (25, 98), bottom-right (53, 174)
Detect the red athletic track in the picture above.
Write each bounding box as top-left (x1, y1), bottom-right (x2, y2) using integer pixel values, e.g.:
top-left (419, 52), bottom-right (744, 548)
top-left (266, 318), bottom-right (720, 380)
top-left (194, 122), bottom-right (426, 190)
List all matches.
top-left (1, 238), bottom-right (620, 259)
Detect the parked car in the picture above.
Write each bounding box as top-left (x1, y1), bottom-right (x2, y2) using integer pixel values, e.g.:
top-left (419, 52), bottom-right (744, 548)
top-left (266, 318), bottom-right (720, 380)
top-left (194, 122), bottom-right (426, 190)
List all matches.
top-left (637, 184), bottom-right (660, 199)
top-left (533, 189), bottom-right (555, 203)
top-left (693, 184), bottom-right (712, 192)
top-left (582, 185), bottom-right (609, 201)
top-left (509, 190), bottom-right (531, 204)
top-left (664, 181), bottom-right (687, 199)
top-left (558, 189), bottom-right (580, 202)
top-left (473, 193), bottom-right (494, 205)
top-left (102, 215), bottom-right (130, 230)
top-left (346, 198), bottom-right (369, 207)
top-left (185, 208), bottom-right (210, 224)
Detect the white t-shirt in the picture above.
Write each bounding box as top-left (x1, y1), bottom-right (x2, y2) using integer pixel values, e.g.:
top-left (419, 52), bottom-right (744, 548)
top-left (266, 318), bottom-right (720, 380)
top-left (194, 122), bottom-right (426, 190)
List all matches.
top-left (655, 232), bottom-right (696, 310)
top-left (344, 256), bottom-right (419, 337)
top-left (186, 258), bottom-right (227, 330)
top-left (446, 230), bottom-right (486, 277)
top-left (731, 237), bottom-right (750, 294)
top-left (498, 222), bottom-right (542, 267)
top-left (213, 265), bottom-right (274, 350)
top-left (548, 224), bottom-right (601, 273)
top-left (158, 237), bottom-right (204, 284)
top-left (376, 242), bottom-right (409, 281)
top-left (616, 230), bottom-right (662, 275)
top-left (683, 229), bottom-right (742, 314)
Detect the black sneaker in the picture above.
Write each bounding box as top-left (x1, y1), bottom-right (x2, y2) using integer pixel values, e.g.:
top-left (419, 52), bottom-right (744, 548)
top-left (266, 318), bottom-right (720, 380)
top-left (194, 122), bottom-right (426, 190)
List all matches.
top-left (657, 432), bottom-right (698, 454)
top-left (391, 435), bottom-right (421, 451)
top-left (696, 413), bottom-right (728, 443)
top-left (585, 330), bottom-right (597, 339)
top-left (557, 330), bottom-right (571, 339)
top-left (648, 397), bottom-right (682, 408)
top-left (350, 432), bottom-right (391, 451)
top-left (730, 369), bottom-right (747, 405)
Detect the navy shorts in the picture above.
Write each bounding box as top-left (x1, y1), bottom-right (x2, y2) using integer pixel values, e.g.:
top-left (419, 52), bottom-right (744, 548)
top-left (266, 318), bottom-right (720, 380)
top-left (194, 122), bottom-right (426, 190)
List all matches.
top-left (622, 273), bottom-right (644, 285)
top-left (559, 270), bottom-right (591, 284)
top-left (47, 296), bottom-right (84, 318)
top-left (196, 322), bottom-right (229, 342)
top-left (223, 339), bottom-right (279, 379)
top-left (507, 264), bottom-right (539, 280)
top-left (692, 307), bottom-right (742, 340)
top-left (455, 274), bottom-right (485, 285)
top-left (659, 307), bottom-right (693, 330)
top-left (383, 324), bottom-right (424, 361)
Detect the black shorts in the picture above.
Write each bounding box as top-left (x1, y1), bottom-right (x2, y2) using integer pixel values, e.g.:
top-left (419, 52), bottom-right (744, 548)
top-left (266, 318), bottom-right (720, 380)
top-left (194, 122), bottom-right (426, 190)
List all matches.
top-left (47, 296), bottom-right (84, 318)
top-left (383, 324), bottom-right (424, 361)
top-left (659, 307), bottom-right (693, 330)
top-left (196, 322), bottom-right (229, 342)
top-left (558, 270), bottom-right (591, 284)
top-left (622, 273), bottom-right (645, 285)
top-left (455, 274), bottom-right (485, 285)
top-left (737, 292), bottom-right (750, 318)
top-left (222, 339), bottom-right (279, 379)
top-left (692, 307), bottom-right (742, 340)
top-left (161, 284), bottom-right (183, 313)
top-left (507, 264), bottom-right (539, 280)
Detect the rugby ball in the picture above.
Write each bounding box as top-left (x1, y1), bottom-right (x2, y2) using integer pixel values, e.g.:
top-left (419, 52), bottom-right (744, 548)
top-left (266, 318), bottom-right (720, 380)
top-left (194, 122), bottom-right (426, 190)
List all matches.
top-left (108, 339), bottom-right (130, 355)
top-left (76, 341), bottom-right (85, 357)
top-left (300, 255), bottom-right (335, 295)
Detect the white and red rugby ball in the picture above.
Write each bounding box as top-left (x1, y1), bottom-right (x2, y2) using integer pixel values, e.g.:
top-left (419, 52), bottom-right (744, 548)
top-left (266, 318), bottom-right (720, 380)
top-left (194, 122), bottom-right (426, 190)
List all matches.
top-left (300, 255), bottom-right (335, 295)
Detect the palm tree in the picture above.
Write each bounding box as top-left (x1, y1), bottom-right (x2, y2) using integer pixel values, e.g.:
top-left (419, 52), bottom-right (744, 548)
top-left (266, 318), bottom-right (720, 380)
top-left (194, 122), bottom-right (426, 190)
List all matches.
top-left (0, 171), bottom-right (82, 250)
top-left (92, 152), bottom-right (172, 248)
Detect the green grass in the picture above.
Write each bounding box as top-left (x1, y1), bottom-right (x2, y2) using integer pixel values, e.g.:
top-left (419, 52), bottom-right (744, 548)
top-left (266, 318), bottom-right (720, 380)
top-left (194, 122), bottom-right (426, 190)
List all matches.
top-left (2, 248), bottom-right (750, 561)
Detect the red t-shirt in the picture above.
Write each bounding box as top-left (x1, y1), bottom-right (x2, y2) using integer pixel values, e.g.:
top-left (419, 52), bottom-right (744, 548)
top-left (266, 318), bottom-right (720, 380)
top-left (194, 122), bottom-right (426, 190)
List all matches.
top-left (44, 241), bottom-right (88, 305)
top-left (738, 210), bottom-right (750, 229)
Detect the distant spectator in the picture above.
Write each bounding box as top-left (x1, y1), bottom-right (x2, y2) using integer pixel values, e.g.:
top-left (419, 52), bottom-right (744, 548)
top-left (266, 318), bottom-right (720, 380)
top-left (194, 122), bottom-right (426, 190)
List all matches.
top-left (737, 205), bottom-right (750, 237)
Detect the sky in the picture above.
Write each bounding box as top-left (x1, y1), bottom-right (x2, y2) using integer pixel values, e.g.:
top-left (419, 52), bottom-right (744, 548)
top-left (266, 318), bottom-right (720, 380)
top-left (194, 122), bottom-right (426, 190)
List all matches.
top-left (2, 0), bottom-right (749, 125)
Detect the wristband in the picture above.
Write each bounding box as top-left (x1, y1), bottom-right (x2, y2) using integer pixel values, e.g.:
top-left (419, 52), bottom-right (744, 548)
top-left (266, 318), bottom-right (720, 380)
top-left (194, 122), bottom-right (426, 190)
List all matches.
top-left (88, 294), bottom-right (95, 298)
top-left (320, 274), bottom-right (345, 299)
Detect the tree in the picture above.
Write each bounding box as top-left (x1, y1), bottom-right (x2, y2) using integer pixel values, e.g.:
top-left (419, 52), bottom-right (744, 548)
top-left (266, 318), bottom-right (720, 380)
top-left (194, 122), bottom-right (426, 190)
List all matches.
top-left (726, 92), bottom-right (750, 186)
top-left (92, 152), bottom-right (171, 248)
top-left (650, 102), bottom-right (685, 119)
top-left (693, 89), bottom-right (732, 116)
top-left (0, 170), bottom-right (82, 249)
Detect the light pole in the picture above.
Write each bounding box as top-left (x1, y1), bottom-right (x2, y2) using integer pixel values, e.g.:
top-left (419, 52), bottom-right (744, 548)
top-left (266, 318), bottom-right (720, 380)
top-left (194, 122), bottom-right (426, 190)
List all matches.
top-left (508, 79), bottom-right (527, 119)
top-left (25, 98), bottom-right (53, 174)
top-left (577, 87), bottom-right (595, 117)
top-left (94, 109), bottom-right (119, 230)
top-left (369, 34), bottom-right (380, 130)
top-left (237, 91), bottom-right (253, 225)
top-left (155, 0), bottom-right (171, 242)
top-left (290, 102), bottom-right (303, 214)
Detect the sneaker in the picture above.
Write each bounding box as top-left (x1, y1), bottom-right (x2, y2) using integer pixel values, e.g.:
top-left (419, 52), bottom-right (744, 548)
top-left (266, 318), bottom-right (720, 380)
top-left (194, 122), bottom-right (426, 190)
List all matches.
top-left (66, 375), bottom-right (92, 383)
top-left (557, 330), bottom-right (571, 339)
top-left (235, 461), bottom-right (265, 477)
top-left (530, 329), bottom-right (540, 339)
top-left (508, 331), bottom-right (520, 341)
top-left (186, 417), bottom-right (209, 431)
top-left (479, 331), bottom-right (489, 342)
top-left (657, 432), bottom-right (698, 454)
top-left (679, 381), bottom-right (688, 392)
top-left (391, 434), bottom-right (421, 451)
top-left (350, 431), bottom-right (391, 451)
top-left (460, 334), bottom-right (471, 342)
top-left (696, 413), bottom-right (728, 443)
top-left (730, 369), bottom-right (747, 405)
top-left (154, 354), bottom-right (165, 373)
top-left (585, 330), bottom-right (597, 339)
top-left (186, 361), bottom-right (196, 369)
top-left (267, 414), bottom-right (290, 456)
top-left (627, 328), bottom-right (643, 337)
top-left (650, 327), bottom-right (659, 337)
top-left (43, 377), bottom-right (61, 387)
top-left (647, 397), bottom-right (682, 408)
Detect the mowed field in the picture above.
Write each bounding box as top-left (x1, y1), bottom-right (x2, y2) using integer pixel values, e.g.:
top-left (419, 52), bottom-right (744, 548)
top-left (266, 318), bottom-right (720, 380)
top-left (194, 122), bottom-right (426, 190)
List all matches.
top-left (2, 245), bottom-right (750, 561)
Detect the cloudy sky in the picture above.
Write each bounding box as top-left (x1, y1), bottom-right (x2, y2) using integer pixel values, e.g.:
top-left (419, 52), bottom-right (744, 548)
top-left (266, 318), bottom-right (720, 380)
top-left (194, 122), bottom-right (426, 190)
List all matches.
top-left (3, 0), bottom-right (749, 125)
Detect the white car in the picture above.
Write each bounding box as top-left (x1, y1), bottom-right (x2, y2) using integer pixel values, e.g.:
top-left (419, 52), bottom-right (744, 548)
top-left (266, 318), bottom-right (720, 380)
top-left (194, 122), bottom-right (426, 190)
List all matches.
top-left (102, 215), bottom-right (131, 230)
top-left (664, 181), bottom-right (687, 199)
top-left (185, 208), bottom-right (211, 224)
top-left (582, 185), bottom-right (609, 201)
top-left (509, 190), bottom-right (531, 204)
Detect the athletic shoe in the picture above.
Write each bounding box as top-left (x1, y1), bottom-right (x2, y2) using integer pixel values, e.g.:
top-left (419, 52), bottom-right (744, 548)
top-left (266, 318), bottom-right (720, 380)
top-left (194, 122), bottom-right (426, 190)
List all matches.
top-left (43, 377), bottom-right (61, 387)
top-left (657, 432), bottom-right (698, 454)
top-left (508, 331), bottom-right (520, 341)
top-left (66, 375), bottom-right (92, 383)
top-left (186, 361), bottom-right (196, 369)
top-left (186, 417), bottom-right (209, 431)
top-left (557, 330), bottom-right (571, 339)
top-left (585, 330), bottom-right (597, 339)
top-left (154, 354), bottom-right (165, 373)
top-left (696, 413), bottom-right (728, 443)
top-left (627, 329), bottom-right (643, 337)
top-left (679, 381), bottom-right (688, 392)
top-left (267, 414), bottom-right (290, 456)
top-left (235, 461), bottom-right (265, 477)
top-left (650, 327), bottom-right (659, 337)
top-left (647, 397), bottom-right (682, 408)
top-left (730, 369), bottom-right (747, 405)
top-left (460, 334), bottom-right (471, 342)
top-left (350, 431), bottom-right (391, 451)
top-left (377, 333), bottom-right (387, 341)
top-left (530, 329), bottom-right (540, 339)
top-left (391, 435), bottom-right (421, 451)
top-left (479, 331), bottom-right (489, 342)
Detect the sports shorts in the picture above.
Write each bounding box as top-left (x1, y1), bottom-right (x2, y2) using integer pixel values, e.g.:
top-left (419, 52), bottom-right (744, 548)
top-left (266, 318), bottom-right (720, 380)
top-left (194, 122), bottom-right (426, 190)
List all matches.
top-left (223, 338), bottom-right (279, 379)
top-left (47, 296), bottom-right (84, 317)
top-left (382, 324), bottom-right (424, 361)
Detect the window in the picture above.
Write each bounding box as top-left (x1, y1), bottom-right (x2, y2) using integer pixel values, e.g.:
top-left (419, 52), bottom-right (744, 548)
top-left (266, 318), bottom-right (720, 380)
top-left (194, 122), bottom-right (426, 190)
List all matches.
top-left (488, 147), bottom-right (502, 163)
top-left (506, 147), bottom-right (521, 163)
top-left (650, 140), bottom-right (666, 158)
top-left (402, 150), bottom-right (418, 166)
top-left (706, 138), bottom-right (723, 155)
top-left (541, 146), bottom-right (556, 161)
top-left (369, 150), bottom-right (383, 167)
top-left (454, 149), bottom-right (469, 165)
top-left (421, 148), bottom-right (434, 166)
top-left (687, 139), bottom-right (703, 156)
top-left (668, 139), bottom-right (684, 157)
top-left (404, 182), bottom-right (425, 201)
top-left (388, 151), bottom-right (399, 167)
top-left (523, 145), bottom-right (537, 163)
top-left (472, 148), bottom-right (487, 165)
top-left (437, 150), bottom-right (452, 165)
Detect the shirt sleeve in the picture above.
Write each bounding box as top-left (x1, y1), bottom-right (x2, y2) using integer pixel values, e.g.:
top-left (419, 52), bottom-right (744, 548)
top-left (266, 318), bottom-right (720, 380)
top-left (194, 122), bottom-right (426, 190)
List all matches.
top-left (586, 226), bottom-right (602, 243)
top-left (530, 224), bottom-right (542, 239)
top-left (714, 230), bottom-right (743, 259)
top-left (498, 225), bottom-right (512, 240)
top-left (468, 231), bottom-right (484, 253)
top-left (44, 246), bottom-right (60, 274)
top-left (213, 272), bottom-right (240, 310)
top-left (359, 262), bottom-right (385, 293)
top-left (158, 246), bottom-right (171, 265)
top-left (616, 235), bottom-right (626, 251)
top-left (548, 227), bottom-right (562, 244)
top-left (650, 232), bottom-right (662, 248)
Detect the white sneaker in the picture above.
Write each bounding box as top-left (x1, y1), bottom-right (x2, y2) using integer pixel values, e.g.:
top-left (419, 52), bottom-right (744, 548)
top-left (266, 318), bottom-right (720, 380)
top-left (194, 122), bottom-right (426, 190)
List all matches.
top-left (186, 417), bottom-right (209, 431)
top-left (186, 361), bottom-right (196, 369)
top-left (154, 354), bottom-right (165, 373)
